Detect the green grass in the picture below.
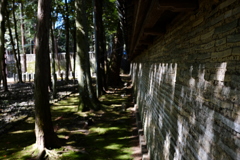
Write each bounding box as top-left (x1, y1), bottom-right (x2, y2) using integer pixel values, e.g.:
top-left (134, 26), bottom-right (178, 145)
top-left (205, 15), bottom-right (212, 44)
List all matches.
top-left (0, 89), bottom-right (135, 160)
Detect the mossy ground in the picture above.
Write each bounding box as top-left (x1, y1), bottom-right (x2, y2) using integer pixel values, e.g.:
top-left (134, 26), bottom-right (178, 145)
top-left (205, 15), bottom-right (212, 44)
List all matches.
top-left (0, 85), bottom-right (137, 160)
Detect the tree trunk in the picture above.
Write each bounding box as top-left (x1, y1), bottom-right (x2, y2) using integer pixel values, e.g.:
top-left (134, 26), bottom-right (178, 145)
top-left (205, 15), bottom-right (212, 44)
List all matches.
top-left (0, 0), bottom-right (8, 92)
top-left (6, 9), bottom-right (22, 84)
top-left (55, 38), bottom-right (61, 74)
top-left (1, 50), bottom-right (8, 91)
top-left (93, 0), bottom-right (103, 97)
top-left (20, 2), bottom-right (27, 73)
top-left (107, 23), bottom-right (123, 87)
top-left (12, 0), bottom-right (23, 83)
top-left (0, 0), bottom-right (3, 88)
top-left (34, 0), bottom-right (60, 152)
top-left (95, 0), bottom-right (106, 91)
top-left (76, 0), bottom-right (100, 111)
top-left (73, 26), bottom-right (76, 81)
top-left (64, 0), bottom-right (70, 82)
top-left (50, 17), bottom-right (57, 98)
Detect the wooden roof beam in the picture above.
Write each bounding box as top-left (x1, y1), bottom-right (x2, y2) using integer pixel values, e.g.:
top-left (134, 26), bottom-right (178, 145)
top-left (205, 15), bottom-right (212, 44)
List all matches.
top-left (158, 0), bottom-right (198, 12)
top-left (131, 0), bottom-right (164, 54)
top-left (144, 28), bottom-right (165, 36)
top-left (139, 39), bottom-right (153, 45)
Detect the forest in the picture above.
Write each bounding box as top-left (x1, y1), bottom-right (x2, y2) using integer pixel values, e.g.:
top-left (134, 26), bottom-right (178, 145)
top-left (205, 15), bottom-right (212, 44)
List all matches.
top-left (0, 0), bottom-right (136, 159)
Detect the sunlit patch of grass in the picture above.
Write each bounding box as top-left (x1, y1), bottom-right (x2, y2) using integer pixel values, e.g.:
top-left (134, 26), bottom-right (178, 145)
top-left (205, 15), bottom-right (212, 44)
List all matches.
top-left (104, 143), bottom-right (123, 150)
top-left (8, 144), bottom-right (37, 160)
top-left (51, 105), bottom-right (77, 113)
top-left (118, 136), bottom-right (132, 140)
top-left (57, 128), bottom-right (69, 133)
top-left (60, 150), bottom-right (85, 160)
top-left (9, 129), bottom-right (33, 134)
top-left (66, 141), bottom-right (76, 145)
top-left (115, 150), bottom-right (132, 159)
top-left (0, 117), bottom-right (36, 159)
top-left (75, 111), bottom-right (88, 117)
top-left (0, 80), bottom-right (134, 160)
top-left (89, 126), bottom-right (121, 134)
top-left (25, 117), bottom-right (35, 123)
top-left (89, 127), bottom-right (108, 135)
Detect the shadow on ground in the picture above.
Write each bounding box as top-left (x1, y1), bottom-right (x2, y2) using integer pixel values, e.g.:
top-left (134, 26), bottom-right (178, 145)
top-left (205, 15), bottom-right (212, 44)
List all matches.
top-left (0, 75), bottom-right (140, 160)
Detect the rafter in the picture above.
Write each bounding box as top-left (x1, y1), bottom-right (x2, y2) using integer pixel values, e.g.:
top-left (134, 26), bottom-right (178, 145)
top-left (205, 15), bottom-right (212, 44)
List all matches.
top-left (158, 0), bottom-right (198, 11)
top-left (144, 28), bottom-right (165, 36)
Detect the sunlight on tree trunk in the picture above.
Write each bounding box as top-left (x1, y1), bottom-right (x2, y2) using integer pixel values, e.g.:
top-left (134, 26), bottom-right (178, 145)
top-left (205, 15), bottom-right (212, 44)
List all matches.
top-left (0, 0), bottom-right (8, 92)
top-left (50, 17), bottom-right (57, 99)
top-left (73, 26), bottom-right (76, 81)
top-left (6, 8), bottom-right (22, 84)
top-left (93, 0), bottom-right (104, 97)
top-left (0, 0), bottom-right (4, 88)
top-left (20, 2), bottom-right (27, 73)
top-left (12, 0), bottom-right (23, 83)
top-left (64, 0), bottom-right (70, 82)
top-left (34, 0), bottom-right (60, 155)
top-left (107, 23), bottom-right (123, 87)
top-left (76, 0), bottom-right (100, 111)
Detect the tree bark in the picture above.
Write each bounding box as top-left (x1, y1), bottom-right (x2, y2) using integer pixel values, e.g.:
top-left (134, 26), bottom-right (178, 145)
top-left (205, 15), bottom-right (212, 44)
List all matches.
top-left (34, 0), bottom-right (60, 152)
top-left (12, 0), bottom-right (23, 83)
top-left (76, 0), bottom-right (100, 111)
top-left (50, 17), bottom-right (57, 98)
top-left (0, 0), bottom-right (3, 88)
top-left (107, 23), bottom-right (123, 87)
top-left (6, 9), bottom-right (22, 84)
top-left (20, 2), bottom-right (27, 73)
top-left (0, 0), bottom-right (8, 92)
top-left (64, 0), bottom-right (70, 82)
top-left (72, 26), bottom-right (76, 81)
top-left (1, 50), bottom-right (8, 92)
top-left (96, 0), bottom-right (106, 91)
top-left (93, 0), bottom-right (104, 97)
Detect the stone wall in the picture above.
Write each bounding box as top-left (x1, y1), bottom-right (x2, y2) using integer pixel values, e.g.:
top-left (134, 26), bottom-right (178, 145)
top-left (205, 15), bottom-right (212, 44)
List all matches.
top-left (131, 0), bottom-right (240, 159)
top-left (6, 53), bottom-right (75, 79)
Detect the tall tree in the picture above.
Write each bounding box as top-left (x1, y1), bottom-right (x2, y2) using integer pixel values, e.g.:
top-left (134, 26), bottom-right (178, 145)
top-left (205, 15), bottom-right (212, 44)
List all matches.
top-left (6, 3), bottom-right (23, 84)
top-left (0, 0), bottom-right (3, 87)
top-left (63, 0), bottom-right (70, 81)
top-left (12, 0), bottom-right (23, 83)
top-left (20, 2), bottom-right (27, 73)
top-left (107, 22), bottom-right (123, 87)
top-left (34, 0), bottom-right (60, 155)
top-left (72, 25), bottom-right (76, 81)
top-left (93, 0), bottom-right (104, 97)
top-left (50, 15), bottom-right (57, 98)
top-left (0, 0), bottom-right (8, 92)
top-left (76, 0), bottom-right (100, 111)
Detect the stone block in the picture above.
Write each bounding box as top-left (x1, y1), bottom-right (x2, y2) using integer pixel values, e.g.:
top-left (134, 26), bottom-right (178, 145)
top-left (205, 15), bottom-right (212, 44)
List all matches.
top-left (232, 6), bottom-right (240, 15)
top-left (210, 14), bottom-right (224, 26)
top-left (232, 47), bottom-right (240, 56)
top-left (201, 29), bottom-right (215, 40)
top-left (227, 33), bottom-right (240, 43)
top-left (219, 0), bottom-right (237, 9)
top-left (214, 20), bottom-right (238, 35)
top-left (192, 17), bottom-right (204, 27)
top-left (224, 10), bottom-right (233, 19)
top-left (216, 38), bottom-right (227, 46)
top-left (211, 49), bottom-right (232, 59)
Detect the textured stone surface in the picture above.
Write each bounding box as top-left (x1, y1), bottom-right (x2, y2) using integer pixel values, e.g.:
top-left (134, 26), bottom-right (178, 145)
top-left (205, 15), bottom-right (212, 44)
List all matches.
top-left (131, 0), bottom-right (240, 159)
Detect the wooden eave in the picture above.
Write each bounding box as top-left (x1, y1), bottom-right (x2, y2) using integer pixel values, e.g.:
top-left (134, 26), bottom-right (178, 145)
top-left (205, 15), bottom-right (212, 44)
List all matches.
top-left (118, 0), bottom-right (198, 60)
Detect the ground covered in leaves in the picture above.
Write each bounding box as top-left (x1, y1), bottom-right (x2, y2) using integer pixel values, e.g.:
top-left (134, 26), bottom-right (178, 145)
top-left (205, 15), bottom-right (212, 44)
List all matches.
top-left (0, 81), bottom-right (77, 135)
top-left (0, 76), bottom-right (141, 160)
